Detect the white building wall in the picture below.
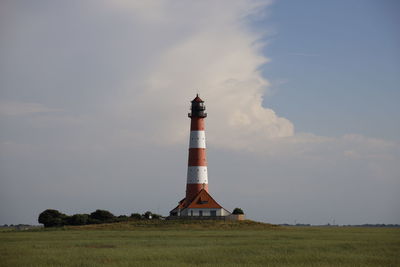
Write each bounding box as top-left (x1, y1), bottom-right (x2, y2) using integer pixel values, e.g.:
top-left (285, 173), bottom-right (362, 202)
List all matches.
top-left (220, 208), bottom-right (231, 216)
top-left (180, 208), bottom-right (231, 217)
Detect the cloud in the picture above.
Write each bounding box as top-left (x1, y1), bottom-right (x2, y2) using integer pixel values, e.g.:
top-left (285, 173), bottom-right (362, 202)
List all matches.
top-left (104, 0), bottom-right (294, 149)
top-left (1, 0), bottom-right (292, 151)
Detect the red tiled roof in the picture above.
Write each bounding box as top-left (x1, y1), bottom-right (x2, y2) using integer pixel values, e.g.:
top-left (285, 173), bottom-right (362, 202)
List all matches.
top-left (186, 189), bottom-right (223, 209)
top-left (171, 198), bottom-right (186, 211)
top-left (170, 190), bottom-right (225, 214)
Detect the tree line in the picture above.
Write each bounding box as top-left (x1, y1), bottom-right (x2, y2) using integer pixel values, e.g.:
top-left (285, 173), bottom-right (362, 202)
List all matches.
top-left (38, 209), bottom-right (162, 227)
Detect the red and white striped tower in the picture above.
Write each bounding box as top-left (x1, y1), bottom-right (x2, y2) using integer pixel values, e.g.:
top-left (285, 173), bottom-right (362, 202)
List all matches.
top-left (186, 94), bottom-right (208, 203)
top-left (169, 95), bottom-right (231, 218)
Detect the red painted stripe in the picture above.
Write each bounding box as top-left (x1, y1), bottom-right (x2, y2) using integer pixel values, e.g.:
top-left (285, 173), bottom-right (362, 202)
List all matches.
top-left (188, 148), bottom-right (207, 166)
top-left (190, 118), bottom-right (205, 131)
top-left (186, 183), bottom-right (209, 203)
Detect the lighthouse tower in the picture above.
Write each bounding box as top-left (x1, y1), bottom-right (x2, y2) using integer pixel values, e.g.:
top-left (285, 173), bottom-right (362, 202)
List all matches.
top-left (186, 94), bottom-right (208, 201)
top-left (169, 95), bottom-right (230, 218)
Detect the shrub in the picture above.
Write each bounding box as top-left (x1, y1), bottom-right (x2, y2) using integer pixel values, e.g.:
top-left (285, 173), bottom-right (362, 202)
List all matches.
top-left (151, 213), bottom-right (162, 219)
top-left (67, 214), bottom-right (89, 225)
top-left (117, 215), bottom-right (129, 222)
top-left (143, 211), bottom-right (153, 219)
top-left (38, 209), bottom-right (68, 227)
top-left (89, 209), bottom-right (115, 223)
top-left (87, 217), bottom-right (102, 224)
top-left (232, 208), bottom-right (244, 215)
top-left (130, 213), bottom-right (142, 220)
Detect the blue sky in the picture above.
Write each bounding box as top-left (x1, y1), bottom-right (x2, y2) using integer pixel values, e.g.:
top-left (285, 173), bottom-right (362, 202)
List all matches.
top-left (0, 0), bottom-right (399, 225)
top-left (261, 0), bottom-right (399, 140)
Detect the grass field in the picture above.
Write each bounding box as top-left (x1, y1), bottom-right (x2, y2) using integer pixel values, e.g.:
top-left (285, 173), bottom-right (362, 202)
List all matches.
top-left (0, 220), bottom-right (399, 266)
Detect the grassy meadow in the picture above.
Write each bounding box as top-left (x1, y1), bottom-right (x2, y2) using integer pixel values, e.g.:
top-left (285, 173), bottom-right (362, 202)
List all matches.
top-left (0, 220), bottom-right (399, 266)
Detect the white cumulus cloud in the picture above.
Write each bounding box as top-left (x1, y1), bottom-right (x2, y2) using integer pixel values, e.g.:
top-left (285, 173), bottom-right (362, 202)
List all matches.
top-left (107, 0), bottom-right (294, 149)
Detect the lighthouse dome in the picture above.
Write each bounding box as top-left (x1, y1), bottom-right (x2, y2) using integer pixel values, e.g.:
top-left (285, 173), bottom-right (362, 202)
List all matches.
top-left (192, 94), bottom-right (203, 103)
top-left (189, 94), bottom-right (207, 118)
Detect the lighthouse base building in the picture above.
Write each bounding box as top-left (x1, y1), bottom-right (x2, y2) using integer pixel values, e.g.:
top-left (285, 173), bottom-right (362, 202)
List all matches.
top-left (170, 189), bottom-right (231, 217)
top-left (169, 95), bottom-right (232, 219)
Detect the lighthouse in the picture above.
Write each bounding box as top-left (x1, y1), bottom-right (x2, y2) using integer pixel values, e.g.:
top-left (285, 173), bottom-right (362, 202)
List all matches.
top-left (186, 94), bottom-right (208, 201)
top-left (169, 95), bottom-right (230, 217)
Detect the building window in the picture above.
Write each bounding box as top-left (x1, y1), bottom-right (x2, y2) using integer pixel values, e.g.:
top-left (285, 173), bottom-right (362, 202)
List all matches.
top-left (190, 210), bottom-right (193, 216)
top-left (210, 210), bottom-right (216, 217)
top-left (199, 210), bottom-right (203, 216)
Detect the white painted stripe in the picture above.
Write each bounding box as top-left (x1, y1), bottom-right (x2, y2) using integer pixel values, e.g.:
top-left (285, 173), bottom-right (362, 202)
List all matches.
top-left (187, 166), bottom-right (208, 184)
top-left (189, 130), bottom-right (206, 148)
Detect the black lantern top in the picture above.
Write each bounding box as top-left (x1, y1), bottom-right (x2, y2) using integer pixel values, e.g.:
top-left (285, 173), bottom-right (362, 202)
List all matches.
top-left (188, 94), bottom-right (207, 118)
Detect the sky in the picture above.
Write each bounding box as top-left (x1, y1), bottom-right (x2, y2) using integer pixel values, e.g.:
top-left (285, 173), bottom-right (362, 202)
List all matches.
top-left (0, 0), bottom-right (399, 225)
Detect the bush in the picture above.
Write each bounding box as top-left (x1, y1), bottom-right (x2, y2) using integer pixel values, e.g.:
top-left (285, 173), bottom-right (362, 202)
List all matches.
top-left (39, 209), bottom-right (164, 226)
top-left (130, 213), bottom-right (142, 220)
top-left (87, 217), bottom-right (102, 224)
top-left (117, 215), bottom-right (129, 222)
top-left (67, 214), bottom-right (89, 225)
top-left (90, 210), bottom-right (115, 223)
top-left (143, 211), bottom-right (153, 219)
top-left (232, 208), bottom-right (244, 215)
top-left (38, 209), bottom-right (68, 227)
top-left (151, 213), bottom-right (162, 219)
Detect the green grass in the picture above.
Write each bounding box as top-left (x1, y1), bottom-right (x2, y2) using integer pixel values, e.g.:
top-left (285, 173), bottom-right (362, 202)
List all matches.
top-left (0, 220), bottom-right (399, 266)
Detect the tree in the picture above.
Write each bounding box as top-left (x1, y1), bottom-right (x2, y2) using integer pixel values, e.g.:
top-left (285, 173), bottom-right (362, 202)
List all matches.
top-left (38, 209), bottom-right (68, 227)
top-left (67, 214), bottom-right (89, 225)
top-left (143, 211), bottom-right (153, 219)
top-left (130, 213), bottom-right (142, 220)
top-left (117, 215), bottom-right (129, 222)
top-left (89, 209), bottom-right (115, 223)
top-left (151, 213), bottom-right (162, 220)
top-left (232, 208), bottom-right (244, 215)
